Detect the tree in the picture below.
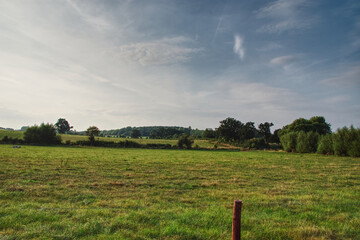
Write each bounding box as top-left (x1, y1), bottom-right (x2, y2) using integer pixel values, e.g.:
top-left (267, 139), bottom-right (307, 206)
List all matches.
top-left (217, 117), bottom-right (244, 142)
top-left (269, 129), bottom-right (281, 143)
top-left (280, 116), bottom-right (331, 136)
top-left (240, 122), bottom-right (256, 141)
top-left (203, 128), bottom-right (217, 139)
top-left (86, 126), bottom-right (100, 144)
top-left (24, 123), bottom-right (61, 145)
top-left (309, 116), bottom-right (331, 135)
top-left (130, 129), bottom-right (141, 139)
top-left (55, 118), bottom-right (73, 134)
top-left (258, 122), bottom-right (274, 144)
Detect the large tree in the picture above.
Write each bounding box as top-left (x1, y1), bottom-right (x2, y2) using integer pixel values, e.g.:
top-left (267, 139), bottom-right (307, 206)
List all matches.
top-left (55, 118), bottom-right (73, 134)
top-left (258, 122), bottom-right (274, 144)
top-left (86, 126), bottom-right (100, 144)
top-left (280, 116), bottom-right (331, 136)
top-left (240, 122), bottom-right (257, 141)
top-left (217, 117), bottom-right (244, 142)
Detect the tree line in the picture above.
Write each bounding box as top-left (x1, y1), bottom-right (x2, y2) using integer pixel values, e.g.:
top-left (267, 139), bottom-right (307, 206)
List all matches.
top-left (1, 116), bottom-right (359, 156)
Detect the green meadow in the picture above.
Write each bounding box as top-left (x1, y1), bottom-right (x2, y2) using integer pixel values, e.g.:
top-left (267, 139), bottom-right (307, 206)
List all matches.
top-left (0, 130), bottom-right (23, 140)
top-left (0, 145), bottom-right (359, 239)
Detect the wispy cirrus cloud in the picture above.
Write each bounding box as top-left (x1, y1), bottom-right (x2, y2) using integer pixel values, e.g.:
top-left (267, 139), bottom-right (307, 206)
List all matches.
top-left (256, 0), bottom-right (317, 33)
top-left (233, 34), bottom-right (245, 61)
top-left (66, 0), bottom-right (112, 31)
top-left (270, 55), bottom-right (297, 66)
top-left (321, 64), bottom-right (360, 87)
top-left (115, 37), bottom-right (201, 66)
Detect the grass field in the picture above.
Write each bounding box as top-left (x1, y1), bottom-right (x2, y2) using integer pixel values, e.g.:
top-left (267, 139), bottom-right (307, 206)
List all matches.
top-left (0, 130), bottom-right (23, 140)
top-left (0, 145), bottom-right (359, 239)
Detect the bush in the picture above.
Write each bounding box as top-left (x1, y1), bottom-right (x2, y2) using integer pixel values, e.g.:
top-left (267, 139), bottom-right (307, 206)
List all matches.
top-left (333, 127), bottom-right (349, 156)
top-left (296, 131), bottom-right (319, 153)
top-left (317, 134), bottom-right (334, 155)
top-left (177, 134), bottom-right (194, 149)
top-left (280, 132), bottom-right (297, 152)
top-left (0, 136), bottom-right (24, 145)
top-left (332, 126), bottom-right (360, 157)
top-left (24, 123), bottom-right (61, 145)
top-left (249, 138), bottom-right (268, 149)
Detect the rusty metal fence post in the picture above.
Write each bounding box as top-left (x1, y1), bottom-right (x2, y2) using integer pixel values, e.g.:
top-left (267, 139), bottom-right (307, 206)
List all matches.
top-left (232, 200), bottom-right (242, 240)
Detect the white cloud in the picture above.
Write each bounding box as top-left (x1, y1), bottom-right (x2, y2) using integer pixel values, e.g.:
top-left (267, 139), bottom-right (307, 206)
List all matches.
top-left (233, 35), bottom-right (245, 60)
top-left (256, 0), bottom-right (317, 33)
top-left (270, 55), bottom-right (297, 66)
top-left (115, 37), bottom-right (201, 66)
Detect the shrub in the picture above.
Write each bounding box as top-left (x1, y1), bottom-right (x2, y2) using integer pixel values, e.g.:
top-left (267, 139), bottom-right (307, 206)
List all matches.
top-left (249, 138), bottom-right (268, 149)
top-left (317, 134), bottom-right (334, 155)
top-left (280, 132), bottom-right (297, 152)
top-left (295, 131), bottom-right (307, 153)
top-left (177, 134), bottom-right (194, 149)
top-left (24, 123), bottom-right (61, 145)
top-left (347, 126), bottom-right (360, 157)
top-left (333, 127), bottom-right (349, 156)
top-left (296, 131), bottom-right (319, 153)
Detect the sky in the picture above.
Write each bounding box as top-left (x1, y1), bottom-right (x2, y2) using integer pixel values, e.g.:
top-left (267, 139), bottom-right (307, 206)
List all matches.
top-left (0, 0), bottom-right (359, 131)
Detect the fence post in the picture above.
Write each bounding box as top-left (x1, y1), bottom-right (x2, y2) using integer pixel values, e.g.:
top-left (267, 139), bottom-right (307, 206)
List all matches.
top-left (232, 200), bottom-right (242, 240)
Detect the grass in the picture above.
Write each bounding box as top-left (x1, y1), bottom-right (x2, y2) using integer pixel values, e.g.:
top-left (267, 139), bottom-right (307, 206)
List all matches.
top-left (0, 130), bottom-right (23, 139)
top-left (0, 145), bottom-right (359, 239)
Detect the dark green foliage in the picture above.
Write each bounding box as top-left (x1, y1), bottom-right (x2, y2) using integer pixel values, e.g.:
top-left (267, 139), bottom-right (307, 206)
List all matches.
top-left (86, 126), bottom-right (100, 145)
top-left (203, 128), bottom-right (217, 139)
top-left (317, 134), bottom-right (334, 155)
top-left (20, 126), bottom-right (29, 131)
top-left (280, 116), bottom-right (331, 136)
top-left (296, 131), bottom-right (319, 153)
top-left (333, 127), bottom-right (349, 156)
top-left (309, 116), bottom-right (332, 135)
top-left (24, 123), bottom-right (61, 145)
top-left (347, 126), bottom-right (360, 157)
top-left (0, 136), bottom-right (24, 145)
top-left (269, 129), bottom-right (281, 143)
top-left (249, 138), bottom-right (267, 149)
top-left (101, 126), bottom-right (193, 139)
top-left (2, 135), bottom-right (8, 142)
top-left (240, 122), bottom-right (256, 141)
top-left (258, 122), bottom-right (274, 144)
top-left (55, 118), bottom-right (73, 134)
top-left (280, 132), bottom-right (297, 152)
top-left (217, 117), bottom-right (243, 142)
top-left (76, 139), bottom-right (142, 148)
top-left (86, 126), bottom-right (100, 137)
top-left (332, 126), bottom-right (360, 157)
top-left (190, 128), bottom-right (204, 139)
top-left (177, 134), bottom-right (194, 149)
top-left (130, 129), bottom-right (141, 139)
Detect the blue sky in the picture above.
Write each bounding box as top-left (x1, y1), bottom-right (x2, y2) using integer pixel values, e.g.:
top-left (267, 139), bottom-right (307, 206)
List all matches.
top-left (0, 0), bottom-right (359, 131)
